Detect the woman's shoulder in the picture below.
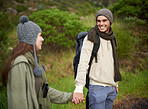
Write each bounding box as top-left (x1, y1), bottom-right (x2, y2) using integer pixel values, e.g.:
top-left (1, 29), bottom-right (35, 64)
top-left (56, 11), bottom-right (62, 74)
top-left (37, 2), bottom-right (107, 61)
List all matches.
top-left (13, 55), bottom-right (29, 66)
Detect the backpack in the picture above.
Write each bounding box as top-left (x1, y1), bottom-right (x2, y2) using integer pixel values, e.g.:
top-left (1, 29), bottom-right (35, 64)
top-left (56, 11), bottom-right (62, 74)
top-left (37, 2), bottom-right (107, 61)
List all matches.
top-left (73, 31), bottom-right (100, 89)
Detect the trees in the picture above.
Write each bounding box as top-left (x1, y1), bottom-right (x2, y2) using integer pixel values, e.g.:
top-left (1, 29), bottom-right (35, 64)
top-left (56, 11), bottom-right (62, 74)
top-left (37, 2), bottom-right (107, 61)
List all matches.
top-left (112, 0), bottom-right (148, 20)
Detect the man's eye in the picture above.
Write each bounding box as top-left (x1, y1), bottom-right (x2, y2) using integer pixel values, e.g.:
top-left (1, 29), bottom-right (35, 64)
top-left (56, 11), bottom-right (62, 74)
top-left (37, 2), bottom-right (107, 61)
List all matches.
top-left (103, 19), bottom-right (107, 22)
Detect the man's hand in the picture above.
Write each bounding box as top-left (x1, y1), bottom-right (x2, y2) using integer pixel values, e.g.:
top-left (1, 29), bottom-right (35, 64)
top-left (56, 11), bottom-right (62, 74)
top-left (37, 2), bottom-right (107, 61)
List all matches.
top-left (115, 86), bottom-right (118, 93)
top-left (71, 92), bottom-right (85, 104)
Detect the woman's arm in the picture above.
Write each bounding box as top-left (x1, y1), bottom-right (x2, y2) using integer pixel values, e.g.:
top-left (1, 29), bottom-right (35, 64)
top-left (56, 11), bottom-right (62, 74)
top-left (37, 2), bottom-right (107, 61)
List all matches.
top-left (47, 87), bottom-right (73, 104)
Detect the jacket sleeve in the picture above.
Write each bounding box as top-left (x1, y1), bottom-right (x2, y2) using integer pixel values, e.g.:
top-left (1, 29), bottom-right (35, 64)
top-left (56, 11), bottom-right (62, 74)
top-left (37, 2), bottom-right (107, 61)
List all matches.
top-left (7, 62), bottom-right (29, 109)
top-left (47, 87), bottom-right (73, 104)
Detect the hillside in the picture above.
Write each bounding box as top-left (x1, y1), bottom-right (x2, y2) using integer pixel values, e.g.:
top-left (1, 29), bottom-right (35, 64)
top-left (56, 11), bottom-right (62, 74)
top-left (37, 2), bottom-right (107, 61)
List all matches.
top-left (0, 0), bottom-right (118, 16)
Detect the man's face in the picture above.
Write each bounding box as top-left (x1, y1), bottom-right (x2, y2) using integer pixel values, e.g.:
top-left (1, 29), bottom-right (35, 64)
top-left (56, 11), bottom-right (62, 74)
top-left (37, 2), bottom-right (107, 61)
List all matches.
top-left (96, 16), bottom-right (110, 33)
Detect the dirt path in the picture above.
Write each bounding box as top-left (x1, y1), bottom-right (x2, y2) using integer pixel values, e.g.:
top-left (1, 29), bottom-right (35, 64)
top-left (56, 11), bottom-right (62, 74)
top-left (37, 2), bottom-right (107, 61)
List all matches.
top-left (113, 96), bottom-right (148, 109)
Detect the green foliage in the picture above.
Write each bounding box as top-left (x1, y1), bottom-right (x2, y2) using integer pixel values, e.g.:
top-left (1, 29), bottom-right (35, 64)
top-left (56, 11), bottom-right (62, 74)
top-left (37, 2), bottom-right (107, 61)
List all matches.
top-left (0, 13), bottom-right (19, 73)
top-left (141, 33), bottom-right (148, 48)
top-left (29, 9), bottom-right (87, 48)
top-left (16, 5), bottom-right (27, 12)
top-left (0, 86), bottom-right (7, 109)
top-left (124, 16), bottom-right (146, 26)
top-left (112, 20), bottom-right (137, 58)
top-left (112, 0), bottom-right (148, 20)
top-left (77, 2), bottom-right (98, 16)
top-left (58, 4), bottom-right (69, 11)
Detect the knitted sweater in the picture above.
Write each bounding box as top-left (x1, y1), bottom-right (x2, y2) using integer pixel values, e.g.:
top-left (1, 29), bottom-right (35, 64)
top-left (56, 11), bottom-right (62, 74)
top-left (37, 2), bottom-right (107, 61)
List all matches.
top-left (74, 36), bottom-right (117, 93)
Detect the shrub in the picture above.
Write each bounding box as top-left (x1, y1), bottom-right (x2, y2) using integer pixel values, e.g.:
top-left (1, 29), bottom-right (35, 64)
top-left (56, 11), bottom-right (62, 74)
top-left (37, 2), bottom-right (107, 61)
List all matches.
top-left (124, 16), bottom-right (146, 26)
top-left (29, 9), bottom-right (87, 48)
top-left (77, 2), bottom-right (97, 16)
top-left (111, 0), bottom-right (148, 20)
top-left (0, 87), bottom-right (7, 109)
top-left (16, 5), bottom-right (27, 12)
top-left (112, 21), bottom-right (137, 59)
top-left (0, 13), bottom-right (19, 73)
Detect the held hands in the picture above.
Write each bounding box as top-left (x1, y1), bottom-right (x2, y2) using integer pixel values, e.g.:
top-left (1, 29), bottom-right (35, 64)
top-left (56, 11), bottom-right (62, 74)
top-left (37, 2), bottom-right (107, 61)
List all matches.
top-left (71, 93), bottom-right (85, 104)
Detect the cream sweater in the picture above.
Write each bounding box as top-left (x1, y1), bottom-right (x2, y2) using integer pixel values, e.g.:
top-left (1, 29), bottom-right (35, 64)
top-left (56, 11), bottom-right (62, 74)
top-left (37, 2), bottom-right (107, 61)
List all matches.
top-left (74, 35), bottom-right (117, 93)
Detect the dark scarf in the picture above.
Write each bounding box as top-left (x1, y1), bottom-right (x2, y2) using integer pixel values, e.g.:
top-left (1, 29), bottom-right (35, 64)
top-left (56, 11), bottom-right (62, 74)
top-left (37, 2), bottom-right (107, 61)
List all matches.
top-left (88, 25), bottom-right (122, 82)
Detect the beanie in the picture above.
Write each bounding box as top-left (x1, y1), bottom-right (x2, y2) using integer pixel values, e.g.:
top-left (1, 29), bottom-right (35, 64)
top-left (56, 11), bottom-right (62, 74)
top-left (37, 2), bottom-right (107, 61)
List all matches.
top-left (96, 9), bottom-right (113, 25)
top-left (17, 15), bottom-right (43, 77)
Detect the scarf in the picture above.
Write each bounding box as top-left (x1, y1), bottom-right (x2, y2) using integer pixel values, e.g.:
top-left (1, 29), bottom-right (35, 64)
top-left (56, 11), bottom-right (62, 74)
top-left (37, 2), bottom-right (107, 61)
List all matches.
top-left (24, 51), bottom-right (42, 97)
top-left (88, 25), bottom-right (122, 82)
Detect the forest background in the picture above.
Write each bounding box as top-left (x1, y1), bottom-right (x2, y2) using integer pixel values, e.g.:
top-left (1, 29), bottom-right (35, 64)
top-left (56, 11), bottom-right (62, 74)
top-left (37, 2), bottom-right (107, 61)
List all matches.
top-left (0, 0), bottom-right (148, 108)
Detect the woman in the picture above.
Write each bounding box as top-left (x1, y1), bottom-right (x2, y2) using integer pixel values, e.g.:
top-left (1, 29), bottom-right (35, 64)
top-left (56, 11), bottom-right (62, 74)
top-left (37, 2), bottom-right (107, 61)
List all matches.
top-left (2, 16), bottom-right (73, 109)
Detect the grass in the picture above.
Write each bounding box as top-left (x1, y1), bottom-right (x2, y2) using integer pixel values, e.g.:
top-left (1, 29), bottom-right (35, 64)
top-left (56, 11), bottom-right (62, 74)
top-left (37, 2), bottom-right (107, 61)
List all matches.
top-left (40, 48), bottom-right (75, 83)
top-left (118, 70), bottom-right (148, 99)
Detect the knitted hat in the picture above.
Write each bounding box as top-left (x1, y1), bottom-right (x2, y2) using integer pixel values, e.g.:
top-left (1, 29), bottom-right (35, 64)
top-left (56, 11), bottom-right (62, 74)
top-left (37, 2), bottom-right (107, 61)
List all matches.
top-left (17, 15), bottom-right (43, 77)
top-left (96, 9), bottom-right (113, 25)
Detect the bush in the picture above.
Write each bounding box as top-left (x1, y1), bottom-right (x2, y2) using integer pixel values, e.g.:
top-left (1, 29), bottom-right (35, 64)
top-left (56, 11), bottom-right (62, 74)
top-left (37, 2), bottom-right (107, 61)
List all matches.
top-left (77, 2), bottom-right (97, 16)
top-left (124, 16), bottom-right (146, 26)
top-left (29, 9), bottom-right (88, 48)
top-left (0, 87), bottom-right (7, 109)
top-left (111, 0), bottom-right (148, 20)
top-left (16, 5), bottom-right (27, 12)
top-left (112, 20), bottom-right (137, 59)
top-left (0, 13), bottom-right (19, 73)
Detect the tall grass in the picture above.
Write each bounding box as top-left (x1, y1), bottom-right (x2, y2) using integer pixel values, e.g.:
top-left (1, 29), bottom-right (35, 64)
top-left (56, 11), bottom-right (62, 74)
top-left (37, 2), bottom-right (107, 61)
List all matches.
top-left (0, 87), bottom-right (7, 109)
top-left (118, 70), bottom-right (148, 99)
top-left (40, 48), bottom-right (75, 83)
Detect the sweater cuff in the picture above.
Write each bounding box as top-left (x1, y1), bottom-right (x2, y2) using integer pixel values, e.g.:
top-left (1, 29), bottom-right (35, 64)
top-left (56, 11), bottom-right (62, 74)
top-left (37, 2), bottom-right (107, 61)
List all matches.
top-left (74, 86), bottom-right (83, 93)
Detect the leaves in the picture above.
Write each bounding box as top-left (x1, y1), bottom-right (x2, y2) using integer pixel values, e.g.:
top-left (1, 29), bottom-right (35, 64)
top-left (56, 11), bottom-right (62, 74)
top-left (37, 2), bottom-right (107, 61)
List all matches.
top-left (29, 9), bottom-right (87, 48)
top-left (112, 0), bottom-right (148, 20)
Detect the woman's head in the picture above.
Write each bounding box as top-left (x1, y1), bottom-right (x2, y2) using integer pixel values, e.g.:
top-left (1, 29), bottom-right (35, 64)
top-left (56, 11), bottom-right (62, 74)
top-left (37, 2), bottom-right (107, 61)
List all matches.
top-left (17, 15), bottom-right (43, 77)
top-left (17, 16), bottom-right (44, 51)
top-left (2, 16), bottom-right (44, 86)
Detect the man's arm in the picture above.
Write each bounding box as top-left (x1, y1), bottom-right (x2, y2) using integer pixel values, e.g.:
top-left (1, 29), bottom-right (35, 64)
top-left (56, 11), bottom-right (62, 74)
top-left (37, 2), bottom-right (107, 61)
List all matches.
top-left (73, 36), bottom-right (93, 104)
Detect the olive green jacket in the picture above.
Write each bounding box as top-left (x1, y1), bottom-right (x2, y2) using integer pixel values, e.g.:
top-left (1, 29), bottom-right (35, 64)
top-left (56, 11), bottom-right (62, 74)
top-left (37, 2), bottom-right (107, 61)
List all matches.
top-left (7, 51), bottom-right (72, 109)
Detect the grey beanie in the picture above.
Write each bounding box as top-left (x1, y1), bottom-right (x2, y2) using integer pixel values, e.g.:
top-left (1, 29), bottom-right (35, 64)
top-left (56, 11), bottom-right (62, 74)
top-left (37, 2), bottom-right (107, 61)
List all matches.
top-left (17, 15), bottom-right (43, 77)
top-left (96, 9), bottom-right (113, 25)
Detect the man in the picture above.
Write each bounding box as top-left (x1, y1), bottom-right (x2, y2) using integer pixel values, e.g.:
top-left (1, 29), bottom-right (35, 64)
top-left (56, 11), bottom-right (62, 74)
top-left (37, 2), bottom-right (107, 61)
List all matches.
top-left (72, 9), bottom-right (122, 109)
